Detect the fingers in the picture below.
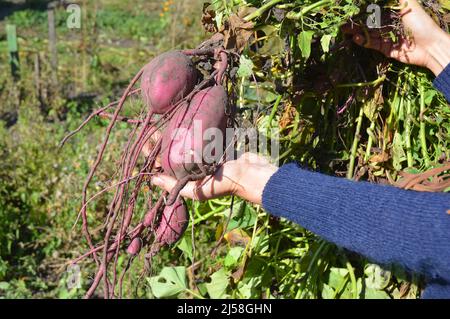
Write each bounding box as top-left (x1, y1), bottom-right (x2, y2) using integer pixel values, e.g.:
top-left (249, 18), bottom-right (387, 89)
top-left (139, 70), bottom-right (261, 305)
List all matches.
top-left (350, 31), bottom-right (399, 58)
top-left (237, 152), bottom-right (271, 165)
top-left (142, 130), bottom-right (162, 165)
top-left (151, 165), bottom-right (235, 201)
top-left (152, 174), bottom-right (208, 200)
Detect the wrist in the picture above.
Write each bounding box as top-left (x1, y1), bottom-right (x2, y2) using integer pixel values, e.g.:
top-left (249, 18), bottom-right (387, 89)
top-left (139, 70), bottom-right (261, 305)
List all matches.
top-left (236, 164), bottom-right (277, 205)
top-left (426, 30), bottom-right (450, 76)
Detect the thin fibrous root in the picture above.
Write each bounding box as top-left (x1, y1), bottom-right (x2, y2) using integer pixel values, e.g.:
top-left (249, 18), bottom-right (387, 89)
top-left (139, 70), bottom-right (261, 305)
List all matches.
top-left (81, 67), bottom-right (144, 268)
top-left (59, 88), bottom-right (141, 147)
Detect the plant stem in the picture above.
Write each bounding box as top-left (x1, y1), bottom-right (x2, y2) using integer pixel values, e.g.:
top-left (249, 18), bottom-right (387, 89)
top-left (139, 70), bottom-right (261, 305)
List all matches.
top-left (244, 0), bottom-right (283, 21)
top-left (364, 121), bottom-right (376, 162)
top-left (286, 0), bottom-right (333, 20)
top-left (193, 205), bottom-right (225, 225)
top-left (267, 94), bottom-right (282, 135)
top-left (405, 98), bottom-right (414, 167)
top-left (347, 105), bottom-right (365, 179)
top-left (345, 261), bottom-right (358, 299)
top-left (186, 288), bottom-right (205, 299)
top-left (419, 81), bottom-right (430, 167)
top-left (337, 75), bottom-right (386, 88)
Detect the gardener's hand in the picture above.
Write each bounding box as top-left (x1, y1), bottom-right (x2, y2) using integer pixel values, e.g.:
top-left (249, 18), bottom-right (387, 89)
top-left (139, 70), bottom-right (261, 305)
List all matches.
top-left (142, 130), bottom-right (162, 167)
top-left (342, 0), bottom-right (450, 76)
top-left (151, 152), bottom-right (278, 205)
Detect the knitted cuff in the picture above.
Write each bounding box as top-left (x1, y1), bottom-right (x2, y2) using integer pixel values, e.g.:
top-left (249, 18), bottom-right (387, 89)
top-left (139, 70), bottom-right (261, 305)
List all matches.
top-left (433, 63), bottom-right (450, 103)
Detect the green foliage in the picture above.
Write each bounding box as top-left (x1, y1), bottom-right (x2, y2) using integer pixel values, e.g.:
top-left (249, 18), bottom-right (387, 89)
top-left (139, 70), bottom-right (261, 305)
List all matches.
top-left (95, 9), bottom-right (168, 42)
top-left (147, 266), bottom-right (188, 298)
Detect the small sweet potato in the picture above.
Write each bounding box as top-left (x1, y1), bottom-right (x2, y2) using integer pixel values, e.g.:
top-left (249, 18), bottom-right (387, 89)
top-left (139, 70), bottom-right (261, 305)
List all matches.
top-left (126, 237), bottom-right (142, 255)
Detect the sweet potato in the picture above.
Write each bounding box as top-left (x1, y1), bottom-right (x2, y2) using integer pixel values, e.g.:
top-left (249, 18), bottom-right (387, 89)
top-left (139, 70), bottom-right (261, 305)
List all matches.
top-left (143, 207), bottom-right (157, 228)
top-left (155, 198), bottom-right (188, 246)
top-left (126, 237), bottom-right (142, 255)
top-left (160, 85), bottom-right (228, 179)
top-left (140, 51), bottom-right (198, 114)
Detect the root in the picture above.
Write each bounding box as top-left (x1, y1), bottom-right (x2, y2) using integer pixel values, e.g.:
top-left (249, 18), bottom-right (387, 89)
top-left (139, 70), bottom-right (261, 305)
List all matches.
top-left (73, 45), bottom-right (235, 299)
top-left (81, 68), bottom-right (144, 267)
top-left (59, 88), bottom-right (141, 147)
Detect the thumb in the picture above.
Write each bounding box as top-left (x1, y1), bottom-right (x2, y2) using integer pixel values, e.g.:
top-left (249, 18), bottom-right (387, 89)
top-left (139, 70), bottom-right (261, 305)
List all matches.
top-left (152, 173), bottom-right (177, 192)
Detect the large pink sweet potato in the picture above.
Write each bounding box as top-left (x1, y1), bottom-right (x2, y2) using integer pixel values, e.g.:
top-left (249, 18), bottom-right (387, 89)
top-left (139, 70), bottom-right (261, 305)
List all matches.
top-left (141, 51), bottom-right (198, 114)
top-left (160, 85), bottom-right (228, 179)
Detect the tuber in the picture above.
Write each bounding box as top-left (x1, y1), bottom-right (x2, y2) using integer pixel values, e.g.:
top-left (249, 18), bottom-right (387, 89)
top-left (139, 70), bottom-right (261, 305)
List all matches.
top-left (140, 51), bottom-right (198, 114)
top-left (160, 85), bottom-right (228, 179)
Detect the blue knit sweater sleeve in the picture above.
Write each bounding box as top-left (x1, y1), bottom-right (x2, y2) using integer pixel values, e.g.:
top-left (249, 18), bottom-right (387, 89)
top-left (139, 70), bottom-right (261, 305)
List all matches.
top-left (433, 63), bottom-right (450, 102)
top-left (261, 163), bottom-right (450, 297)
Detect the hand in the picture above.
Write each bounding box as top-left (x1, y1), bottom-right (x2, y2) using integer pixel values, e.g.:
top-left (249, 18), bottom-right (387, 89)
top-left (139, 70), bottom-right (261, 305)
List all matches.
top-left (151, 152), bottom-right (278, 205)
top-left (141, 129), bottom-right (162, 167)
top-left (342, 0), bottom-right (450, 76)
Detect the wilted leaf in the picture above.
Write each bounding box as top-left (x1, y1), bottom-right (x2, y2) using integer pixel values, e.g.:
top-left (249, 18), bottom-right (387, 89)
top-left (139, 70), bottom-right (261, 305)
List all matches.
top-left (224, 228), bottom-right (251, 247)
top-left (369, 152), bottom-right (389, 163)
top-left (257, 26), bottom-right (284, 56)
top-left (392, 132), bottom-right (406, 170)
top-left (201, 3), bottom-right (217, 33)
top-left (222, 14), bottom-right (254, 52)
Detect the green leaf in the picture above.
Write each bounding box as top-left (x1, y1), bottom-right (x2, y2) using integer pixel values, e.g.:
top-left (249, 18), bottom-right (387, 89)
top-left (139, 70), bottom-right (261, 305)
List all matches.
top-left (205, 268), bottom-right (230, 299)
top-left (321, 283), bottom-right (335, 299)
top-left (439, 0), bottom-right (450, 10)
top-left (147, 266), bottom-right (187, 298)
top-left (328, 267), bottom-right (348, 289)
top-left (237, 55), bottom-right (254, 78)
top-left (424, 89), bottom-right (436, 106)
top-left (0, 282), bottom-right (10, 290)
top-left (258, 26), bottom-right (284, 56)
top-left (392, 132), bottom-right (406, 171)
top-left (298, 31), bottom-right (314, 59)
top-left (237, 275), bottom-right (261, 298)
top-left (224, 246), bottom-right (244, 268)
top-left (176, 234), bottom-right (193, 261)
top-left (364, 264), bottom-right (391, 290)
top-left (320, 34), bottom-right (332, 53)
top-left (364, 287), bottom-right (390, 299)
top-left (226, 202), bottom-right (256, 231)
